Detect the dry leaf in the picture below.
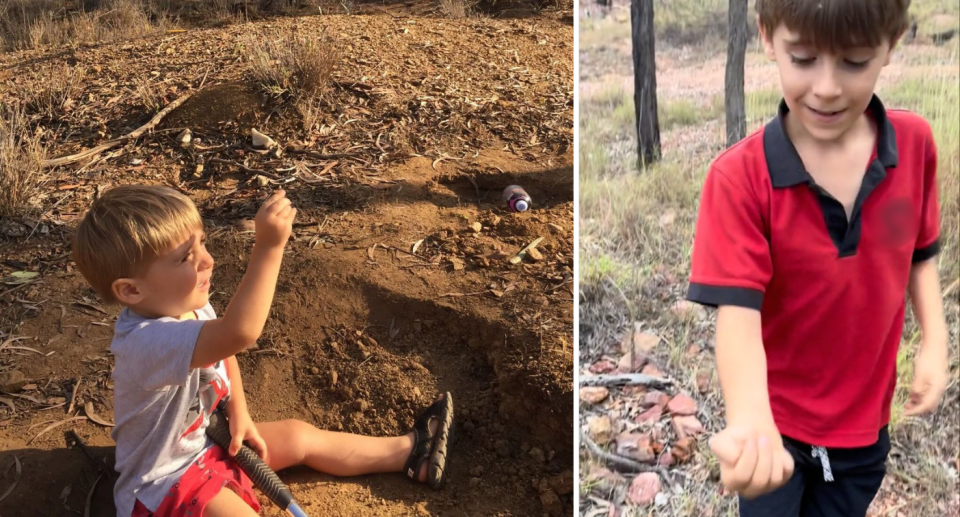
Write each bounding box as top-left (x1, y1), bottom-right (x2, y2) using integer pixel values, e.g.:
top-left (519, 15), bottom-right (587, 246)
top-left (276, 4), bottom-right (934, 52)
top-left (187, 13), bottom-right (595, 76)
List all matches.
top-left (85, 402), bottom-right (114, 427)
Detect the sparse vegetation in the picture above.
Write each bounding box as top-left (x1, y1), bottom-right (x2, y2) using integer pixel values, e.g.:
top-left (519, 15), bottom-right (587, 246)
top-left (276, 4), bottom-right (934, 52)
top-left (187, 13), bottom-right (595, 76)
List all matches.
top-left (20, 63), bottom-right (86, 119)
top-left (243, 29), bottom-right (340, 103)
top-left (438, 0), bottom-right (472, 18)
top-left (133, 76), bottom-right (165, 114)
top-left (0, 104), bottom-right (47, 217)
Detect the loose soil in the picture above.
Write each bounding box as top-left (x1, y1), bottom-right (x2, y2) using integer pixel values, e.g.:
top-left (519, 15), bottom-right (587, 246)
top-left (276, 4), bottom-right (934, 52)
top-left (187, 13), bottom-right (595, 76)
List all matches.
top-left (0, 9), bottom-right (573, 517)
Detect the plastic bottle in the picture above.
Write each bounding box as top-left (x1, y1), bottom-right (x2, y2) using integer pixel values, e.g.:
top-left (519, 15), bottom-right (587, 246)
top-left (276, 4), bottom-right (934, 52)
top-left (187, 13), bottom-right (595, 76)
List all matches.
top-left (502, 185), bottom-right (532, 212)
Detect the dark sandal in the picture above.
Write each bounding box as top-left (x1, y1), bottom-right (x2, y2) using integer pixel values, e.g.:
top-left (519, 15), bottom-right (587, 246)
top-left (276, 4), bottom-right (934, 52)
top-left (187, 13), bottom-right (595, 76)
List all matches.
top-left (403, 392), bottom-right (453, 490)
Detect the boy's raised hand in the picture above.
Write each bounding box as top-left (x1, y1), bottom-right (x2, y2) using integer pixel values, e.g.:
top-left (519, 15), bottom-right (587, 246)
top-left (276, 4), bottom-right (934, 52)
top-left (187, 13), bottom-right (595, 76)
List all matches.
top-left (710, 424), bottom-right (795, 500)
top-left (255, 190), bottom-right (297, 248)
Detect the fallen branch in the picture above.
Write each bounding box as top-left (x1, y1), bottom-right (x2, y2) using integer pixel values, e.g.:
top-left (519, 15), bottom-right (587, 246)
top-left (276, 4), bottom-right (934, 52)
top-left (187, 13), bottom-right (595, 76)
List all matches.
top-left (66, 376), bottom-right (81, 416)
top-left (43, 92), bottom-right (194, 168)
top-left (581, 430), bottom-right (679, 493)
top-left (579, 374), bottom-right (673, 388)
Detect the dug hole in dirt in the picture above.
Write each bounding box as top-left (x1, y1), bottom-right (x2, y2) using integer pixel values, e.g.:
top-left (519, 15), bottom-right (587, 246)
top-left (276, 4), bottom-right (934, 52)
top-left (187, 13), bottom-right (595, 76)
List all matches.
top-left (0, 8), bottom-right (574, 517)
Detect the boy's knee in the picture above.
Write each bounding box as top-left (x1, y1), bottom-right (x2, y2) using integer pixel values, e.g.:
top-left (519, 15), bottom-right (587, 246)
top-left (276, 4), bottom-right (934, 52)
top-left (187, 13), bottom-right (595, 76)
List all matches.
top-left (280, 419), bottom-right (313, 461)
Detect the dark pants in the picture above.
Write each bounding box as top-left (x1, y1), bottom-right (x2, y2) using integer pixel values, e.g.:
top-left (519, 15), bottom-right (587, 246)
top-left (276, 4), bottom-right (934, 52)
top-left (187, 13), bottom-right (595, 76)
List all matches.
top-left (739, 426), bottom-right (890, 517)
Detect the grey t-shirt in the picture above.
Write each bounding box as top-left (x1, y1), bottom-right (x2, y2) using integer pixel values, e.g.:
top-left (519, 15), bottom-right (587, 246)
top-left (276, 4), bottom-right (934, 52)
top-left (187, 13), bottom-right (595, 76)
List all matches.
top-left (110, 303), bottom-right (232, 517)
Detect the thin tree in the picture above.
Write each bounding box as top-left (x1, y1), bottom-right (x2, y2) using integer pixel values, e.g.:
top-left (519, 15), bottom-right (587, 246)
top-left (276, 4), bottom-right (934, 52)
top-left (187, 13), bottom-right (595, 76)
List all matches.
top-left (630, 0), bottom-right (660, 166)
top-left (724, 0), bottom-right (749, 147)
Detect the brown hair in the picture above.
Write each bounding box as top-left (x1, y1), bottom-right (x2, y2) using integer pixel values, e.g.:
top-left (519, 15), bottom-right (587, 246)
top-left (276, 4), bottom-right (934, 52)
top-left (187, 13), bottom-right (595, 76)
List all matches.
top-left (756, 0), bottom-right (912, 52)
top-left (72, 185), bottom-right (202, 304)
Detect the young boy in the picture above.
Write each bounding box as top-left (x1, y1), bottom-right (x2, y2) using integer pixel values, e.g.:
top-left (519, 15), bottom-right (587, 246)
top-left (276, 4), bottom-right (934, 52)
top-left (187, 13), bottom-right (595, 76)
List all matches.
top-left (72, 185), bottom-right (453, 517)
top-left (686, 1), bottom-right (948, 515)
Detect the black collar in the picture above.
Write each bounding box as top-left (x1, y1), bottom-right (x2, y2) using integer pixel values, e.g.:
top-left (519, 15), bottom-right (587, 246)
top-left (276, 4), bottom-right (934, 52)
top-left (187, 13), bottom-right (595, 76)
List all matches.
top-left (762, 95), bottom-right (898, 188)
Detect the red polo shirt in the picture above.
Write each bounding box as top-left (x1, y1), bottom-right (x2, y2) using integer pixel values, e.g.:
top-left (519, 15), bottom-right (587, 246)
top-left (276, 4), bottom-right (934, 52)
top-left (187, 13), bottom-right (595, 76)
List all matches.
top-left (687, 95), bottom-right (941, 448)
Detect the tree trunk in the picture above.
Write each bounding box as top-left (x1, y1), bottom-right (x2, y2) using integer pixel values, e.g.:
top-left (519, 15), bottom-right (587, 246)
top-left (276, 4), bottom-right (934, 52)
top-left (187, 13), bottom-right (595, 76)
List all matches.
top-left (724, 0), bottom-right (748, 147)
top-left (630, 0), bottom-right (660, 167)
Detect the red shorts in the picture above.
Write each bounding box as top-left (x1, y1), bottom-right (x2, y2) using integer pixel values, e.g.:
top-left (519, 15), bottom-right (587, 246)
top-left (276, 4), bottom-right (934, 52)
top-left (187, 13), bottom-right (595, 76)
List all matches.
top-left (131, 445), bottom-right (261, 517)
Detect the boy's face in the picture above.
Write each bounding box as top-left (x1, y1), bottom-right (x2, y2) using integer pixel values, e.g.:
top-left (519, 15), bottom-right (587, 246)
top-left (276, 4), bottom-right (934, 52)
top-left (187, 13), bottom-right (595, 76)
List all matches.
top-left (113, 227), bottom-right (214, 319)
top-left (761, 23), bottom-right (897, 143)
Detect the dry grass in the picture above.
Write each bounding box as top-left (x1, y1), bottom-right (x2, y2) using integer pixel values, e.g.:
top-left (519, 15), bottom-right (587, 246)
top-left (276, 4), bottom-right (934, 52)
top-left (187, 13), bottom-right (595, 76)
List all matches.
top-left (579, 1), bottom-right (959, 515)
top-left (0, 104), bottom-right (47, 217)
top-left (133, 76), bottom-right (165, 114)
top-left (19, 63), bottom-right (86, 119)
top-left (438, 0), bottom-right (472, 18)
top-left (243, 29), bottom-right (340, 105)
top-left (0, 0), bottom-right (160, 51)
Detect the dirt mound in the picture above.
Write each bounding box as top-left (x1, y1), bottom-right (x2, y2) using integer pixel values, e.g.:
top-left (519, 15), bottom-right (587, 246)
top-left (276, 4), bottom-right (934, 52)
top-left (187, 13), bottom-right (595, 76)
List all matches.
top-left (165, 80), bottom-right (266, 133)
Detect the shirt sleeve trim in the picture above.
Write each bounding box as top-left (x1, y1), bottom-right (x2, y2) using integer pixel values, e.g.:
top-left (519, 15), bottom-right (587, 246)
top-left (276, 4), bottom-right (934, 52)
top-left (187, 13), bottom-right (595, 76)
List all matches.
top-left (913, 238), bottom-right (940, 263)
top-left (686, 283), bottom-right (764, 310)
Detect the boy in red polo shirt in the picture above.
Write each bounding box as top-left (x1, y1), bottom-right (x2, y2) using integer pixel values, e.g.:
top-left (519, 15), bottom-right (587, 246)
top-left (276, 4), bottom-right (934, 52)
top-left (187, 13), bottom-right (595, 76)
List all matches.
top-left (686, 1), bottom-right (949, 515)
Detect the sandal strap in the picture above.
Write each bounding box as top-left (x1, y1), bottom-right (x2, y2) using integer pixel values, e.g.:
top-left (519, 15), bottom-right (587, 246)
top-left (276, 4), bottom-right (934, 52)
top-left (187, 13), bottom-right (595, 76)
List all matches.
top-left (403, 425), bottom-right (431, 480)
top-left (412, 396), bottom-right (447, 437)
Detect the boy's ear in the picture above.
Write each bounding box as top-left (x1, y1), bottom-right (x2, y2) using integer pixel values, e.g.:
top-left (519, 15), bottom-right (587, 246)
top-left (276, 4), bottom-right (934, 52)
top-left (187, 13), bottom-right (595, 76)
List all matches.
top-left (112, 278), bottom-right (144, 306)
top-left (757, 16), bottom-right (776, 60)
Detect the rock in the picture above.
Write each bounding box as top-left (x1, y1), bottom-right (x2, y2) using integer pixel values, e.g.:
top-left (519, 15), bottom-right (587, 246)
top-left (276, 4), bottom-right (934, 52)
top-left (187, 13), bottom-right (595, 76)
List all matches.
top-left (329, 369), bottom-right (338, 386)
top-left (672, 415), bottom-right (705, 438)
top-left (657, 450), bottom-right (674, 467)
top-left (635, 404), bottom-right (662, 424)
top-left (309, 366), bottom-right (320, 375)
top-left (579, 386), bottom-right (610, 405)
top-left (666, 393), bottom-right (698, 416)
top-left (351, 399), bottom-right (369, 413)
top-left (547, 470), bottom-right (574, 495)
top-left (696, 371), bottom-right (711, 394)
top-left (548, 223), bottom-right (563, 234)
top-left (627, 472), bottom-right (661, 506)
top-left (671, 436), bottom-right (697, 464)
top-left (616, 351), bottom-right (647, 373)
top-left (672, 300), bottom-right (705, 319)
top-left (539, 489), bottom-right (563, 517)
top-left (448, 257), bottom-right (465, 271)
top-left (589, 359), bottom-right (617, 374)
top-left (620, 385), bottom-right (646, 397)
top-left (585, 465), bottom-right (626, 495)
top-left (587, 415), bottom-right (614, 446)
top-left (615, 432), bottom-right (655, 463)
top-left (176, 128), bottom-right (192, 146)
top-left (641, 363), bottom-right (665, 378)
top-left (0, 371), bottom-right (27, 392)
top-left (256, 175), bottom-right (271, 187)
top-left (470, 221), bottom-right (483, 233)
top-left (0, 220), bottom-right (28, 238)
top-left (527, 247), bottom-right (544, 262)
top-left (250, 128), bottom-right (278, 150)
top-left (642, 390), bottom-right (670, 409)
top-left (634, 331), bottom-right (661, 353)
top-left (495, 440), bottom-right (511, 458)
top-left (654, 492), bottom-right (669, 507)
top-left (528, 447), bottom-right (546, 463)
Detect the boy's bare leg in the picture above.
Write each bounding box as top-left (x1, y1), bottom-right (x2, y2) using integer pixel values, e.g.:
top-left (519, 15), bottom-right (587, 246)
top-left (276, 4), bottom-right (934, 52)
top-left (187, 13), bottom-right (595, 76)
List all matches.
top-left (255, 419), bottom-right (436, 481)
top-left (203, 488), bottom-right (259, 517)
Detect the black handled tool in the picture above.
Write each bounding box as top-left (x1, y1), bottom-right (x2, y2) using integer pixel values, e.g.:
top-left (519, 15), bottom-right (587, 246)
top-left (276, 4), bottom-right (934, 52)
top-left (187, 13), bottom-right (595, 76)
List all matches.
top-left (205, 410), bottom-right (309, 517)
